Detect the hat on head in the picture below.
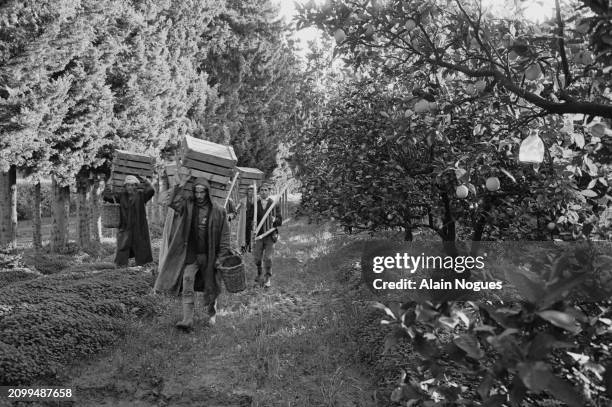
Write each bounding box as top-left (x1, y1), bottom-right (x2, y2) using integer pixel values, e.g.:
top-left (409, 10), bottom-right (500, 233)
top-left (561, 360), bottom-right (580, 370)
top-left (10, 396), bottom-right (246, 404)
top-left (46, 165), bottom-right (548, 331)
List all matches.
top-left (124, 175), bottom-right (139, 185)
top-left (193, 177), bottom-right (210, 189)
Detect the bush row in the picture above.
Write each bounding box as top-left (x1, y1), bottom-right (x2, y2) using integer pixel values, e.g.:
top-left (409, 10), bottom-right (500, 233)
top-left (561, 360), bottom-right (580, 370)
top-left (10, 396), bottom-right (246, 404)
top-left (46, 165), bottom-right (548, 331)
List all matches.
top-left (0, 269), bottom-right (40, 289)
top-left (0, 269), bottom-right (158, 385)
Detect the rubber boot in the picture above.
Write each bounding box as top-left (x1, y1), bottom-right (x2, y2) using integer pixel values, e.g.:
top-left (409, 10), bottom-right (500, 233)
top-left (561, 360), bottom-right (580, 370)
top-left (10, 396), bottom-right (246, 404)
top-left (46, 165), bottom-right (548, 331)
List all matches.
top-left (263, 261), bottom-right (272, 288)
top-left (175, 297), bottom-right (195, 331)
top-left (207, 300), bottom-right (217, 326)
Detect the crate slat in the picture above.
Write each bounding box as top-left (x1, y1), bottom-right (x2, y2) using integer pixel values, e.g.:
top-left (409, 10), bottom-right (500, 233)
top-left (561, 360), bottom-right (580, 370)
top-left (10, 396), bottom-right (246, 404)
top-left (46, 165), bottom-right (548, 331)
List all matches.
top-left (237, 166), bottom-right (264, 180)
top-left (239, 179), bottom-right (262, 185)
top-left (178, 166), bottom-right (230, 185)
top-left (180, 182), bottom-right (229, 200)
top-left (181, 158), bottom-right (234, 177)
top-left (112, 167), bottom-right (154, 177)
top-left (115, 150), bottom-right (155, 164)
top-left (113, 158), bottom-right (154, 171)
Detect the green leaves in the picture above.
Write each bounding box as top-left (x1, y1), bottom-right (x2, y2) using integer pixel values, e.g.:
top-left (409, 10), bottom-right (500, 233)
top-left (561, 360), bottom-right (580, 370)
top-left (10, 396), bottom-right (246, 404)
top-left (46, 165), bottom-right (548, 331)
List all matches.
top-left (536, 310), bottom-right (582, 334)
top-left (503, 268), bottom-right (543, 304)
top-left (545, 375), bottom-right (585, 407)
top-left (517, 361), bottom-right (552, 392)
top-left (453, 333), bottom-right (484, 359)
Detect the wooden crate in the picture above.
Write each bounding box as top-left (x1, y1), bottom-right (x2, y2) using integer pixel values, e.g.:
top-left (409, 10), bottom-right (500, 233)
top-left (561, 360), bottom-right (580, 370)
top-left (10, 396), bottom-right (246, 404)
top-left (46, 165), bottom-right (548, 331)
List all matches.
top-left (166, 165), bottom-right (233, 200)
top-left (111, 150), bottom-right (155, 190)
top-left (178, 136), bottom-right (237, 201)
top-left (181, 135), bottom-right (237, 169)
top-left (237, 167), bottom-right (263, 196)
top-left (237, 166), bottom-right (264, 181)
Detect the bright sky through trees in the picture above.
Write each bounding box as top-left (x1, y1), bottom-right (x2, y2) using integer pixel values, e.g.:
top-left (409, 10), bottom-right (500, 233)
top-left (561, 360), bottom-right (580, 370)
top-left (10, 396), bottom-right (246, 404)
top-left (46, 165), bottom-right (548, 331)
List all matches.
top-left (276, 0), bottom-right (558, 53)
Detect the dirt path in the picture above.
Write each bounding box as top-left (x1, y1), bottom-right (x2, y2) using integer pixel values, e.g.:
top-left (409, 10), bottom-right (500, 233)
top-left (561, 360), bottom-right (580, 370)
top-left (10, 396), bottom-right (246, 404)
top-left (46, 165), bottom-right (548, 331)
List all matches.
top-left (64, 219), bottom-right (381, 406)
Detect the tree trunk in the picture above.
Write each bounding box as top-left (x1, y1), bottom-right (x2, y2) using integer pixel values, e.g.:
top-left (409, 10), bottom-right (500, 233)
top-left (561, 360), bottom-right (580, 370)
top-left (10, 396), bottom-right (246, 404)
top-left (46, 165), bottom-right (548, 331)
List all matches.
top-left (32, 182), bottom-right (42, 250)
top-left (77, 176), bottom-right (91, 248)
top-left (0, 166), bottom-right (17, 247)
top-left (441, 192), bottom-right (458, 256)
top-left (470, 194), bottom-right (494, 257)
top-left (50, 175), bottom-right (70, 252)
top-left (90, 177), bottom-right (102, 243)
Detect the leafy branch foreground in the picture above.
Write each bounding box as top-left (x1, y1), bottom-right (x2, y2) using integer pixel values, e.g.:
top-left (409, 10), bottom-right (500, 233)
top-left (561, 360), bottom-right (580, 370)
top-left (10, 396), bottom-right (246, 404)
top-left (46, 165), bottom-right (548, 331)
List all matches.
top-left (367, 246), bottom-right (612, 407)
top-left (0, 269), bottom-right (158, 385)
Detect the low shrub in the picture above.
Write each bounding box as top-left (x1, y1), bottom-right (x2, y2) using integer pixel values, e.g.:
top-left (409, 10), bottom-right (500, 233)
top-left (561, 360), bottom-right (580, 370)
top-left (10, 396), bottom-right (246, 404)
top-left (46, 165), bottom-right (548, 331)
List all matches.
top-left (0, 269), bottom-right (40, 289)
top-left (21, 252), bottom-right (74, 275)
top-left (0, 269), bottom-right (158, 385)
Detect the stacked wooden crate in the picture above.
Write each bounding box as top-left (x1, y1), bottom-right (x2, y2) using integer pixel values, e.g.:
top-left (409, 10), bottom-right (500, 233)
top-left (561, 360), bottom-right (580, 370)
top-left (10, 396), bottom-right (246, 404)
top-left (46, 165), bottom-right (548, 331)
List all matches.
top-left (236, 167), bottom-right (264, 197)
top-left (110, 150), bottom-right (155, 191)
top-left (179, 135), bottom-right (237, 205)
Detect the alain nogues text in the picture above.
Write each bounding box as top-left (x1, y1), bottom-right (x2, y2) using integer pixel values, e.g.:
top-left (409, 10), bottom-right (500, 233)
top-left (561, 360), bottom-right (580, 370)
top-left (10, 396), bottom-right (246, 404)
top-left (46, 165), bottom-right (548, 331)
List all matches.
top-left (371, 253), bottom-right (503, 291)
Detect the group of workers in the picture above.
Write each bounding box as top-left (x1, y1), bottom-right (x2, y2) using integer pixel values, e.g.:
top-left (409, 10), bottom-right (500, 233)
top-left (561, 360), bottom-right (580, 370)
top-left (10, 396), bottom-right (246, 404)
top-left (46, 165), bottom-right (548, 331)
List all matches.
top-left (102, 170), bottom-right (282, 331)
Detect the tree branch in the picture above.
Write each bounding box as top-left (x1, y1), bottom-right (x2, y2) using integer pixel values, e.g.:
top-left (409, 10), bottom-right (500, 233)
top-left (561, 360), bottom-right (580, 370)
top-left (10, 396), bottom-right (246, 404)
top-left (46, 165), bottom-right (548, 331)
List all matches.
top-left (430, 57), bottom-right (612, 118)
top-left (493, 71), bottom-right (612, 118)
top-left (555, 0), bottom-right (572, 87)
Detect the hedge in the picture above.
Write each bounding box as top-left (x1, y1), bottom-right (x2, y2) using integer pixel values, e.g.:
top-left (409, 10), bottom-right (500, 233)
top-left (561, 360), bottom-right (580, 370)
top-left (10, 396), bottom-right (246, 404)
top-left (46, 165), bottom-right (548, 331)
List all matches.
top-left (0, 269), bottom-right (158, 385)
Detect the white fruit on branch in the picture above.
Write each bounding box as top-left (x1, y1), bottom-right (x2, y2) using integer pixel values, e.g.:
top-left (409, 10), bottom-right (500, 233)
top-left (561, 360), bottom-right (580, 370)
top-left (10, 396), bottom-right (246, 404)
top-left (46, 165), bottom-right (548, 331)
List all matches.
top-left (456, 185), bottom-right (469, 199)
top-left (405, 18), bottom-right (416, 31)
top-left (590, 122), bottom-right (608, 137)
top-left (334, 28), bottom-right (346, 43)
top-left (485, 177), bottom-right (500, 192)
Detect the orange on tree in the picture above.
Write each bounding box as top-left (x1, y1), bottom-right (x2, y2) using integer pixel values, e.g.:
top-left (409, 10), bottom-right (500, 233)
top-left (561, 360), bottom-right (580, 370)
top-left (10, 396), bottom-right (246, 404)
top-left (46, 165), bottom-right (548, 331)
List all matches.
top-left (485, 176), bottom-right (500, 192)
top-left (456, 185), bottom-right (469, 199)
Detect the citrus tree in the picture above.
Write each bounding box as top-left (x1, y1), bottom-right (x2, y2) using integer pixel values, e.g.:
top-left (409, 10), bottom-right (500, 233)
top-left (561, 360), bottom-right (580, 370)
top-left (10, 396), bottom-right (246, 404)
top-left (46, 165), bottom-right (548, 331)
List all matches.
top-left (294, 0), bottom-right (612, 245)
top-left (292, 1), bottom-right (612, 405)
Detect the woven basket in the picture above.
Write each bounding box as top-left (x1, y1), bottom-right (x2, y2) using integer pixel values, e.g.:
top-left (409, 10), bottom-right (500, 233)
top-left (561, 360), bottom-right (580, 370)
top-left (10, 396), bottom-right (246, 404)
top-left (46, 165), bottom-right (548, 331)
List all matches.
top-left (101, 201), bottom-right (121, 228)
top-left (218, 253), bottom-right (246, 293)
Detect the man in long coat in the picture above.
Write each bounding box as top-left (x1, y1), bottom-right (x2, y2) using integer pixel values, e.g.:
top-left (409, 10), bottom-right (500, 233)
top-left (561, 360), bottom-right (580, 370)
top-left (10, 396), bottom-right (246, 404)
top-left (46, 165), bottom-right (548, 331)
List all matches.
top-left (154, 173), bottom-right (231, 330)
top-left (103, 175), bottom-right (154, 267)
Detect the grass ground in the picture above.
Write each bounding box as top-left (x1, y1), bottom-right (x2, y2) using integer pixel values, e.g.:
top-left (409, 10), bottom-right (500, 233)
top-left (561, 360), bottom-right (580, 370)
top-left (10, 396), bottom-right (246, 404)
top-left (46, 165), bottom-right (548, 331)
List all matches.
top-left (4, 211), bottom-right (610, 406)
top-left (42, 218), bottom-right (388, 407)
